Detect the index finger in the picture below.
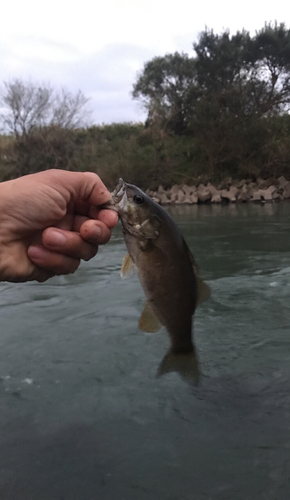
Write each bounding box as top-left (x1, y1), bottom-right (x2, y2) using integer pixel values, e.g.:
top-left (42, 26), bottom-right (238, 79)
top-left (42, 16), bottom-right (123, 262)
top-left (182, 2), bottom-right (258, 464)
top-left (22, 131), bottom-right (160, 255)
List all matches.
top-left (41, 170), bottom-right (113, 206)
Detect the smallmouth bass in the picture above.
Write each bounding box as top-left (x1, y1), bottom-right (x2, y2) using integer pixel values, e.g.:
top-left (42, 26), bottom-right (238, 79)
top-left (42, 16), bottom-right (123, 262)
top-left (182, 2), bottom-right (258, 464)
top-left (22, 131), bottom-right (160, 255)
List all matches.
top-left (106, 179), bottom-right (210, 384)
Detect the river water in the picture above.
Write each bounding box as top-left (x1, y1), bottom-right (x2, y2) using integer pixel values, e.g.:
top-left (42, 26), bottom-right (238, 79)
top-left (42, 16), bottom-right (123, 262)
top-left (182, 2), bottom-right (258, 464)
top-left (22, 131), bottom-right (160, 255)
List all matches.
top-left (1, 203), bottom-right (290, 500)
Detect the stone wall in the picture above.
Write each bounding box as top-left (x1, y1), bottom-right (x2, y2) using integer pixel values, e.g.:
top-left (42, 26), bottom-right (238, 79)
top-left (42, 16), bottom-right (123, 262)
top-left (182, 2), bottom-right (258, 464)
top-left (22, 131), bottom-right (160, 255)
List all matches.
top-left (146, 176), bottom-right (290, 205)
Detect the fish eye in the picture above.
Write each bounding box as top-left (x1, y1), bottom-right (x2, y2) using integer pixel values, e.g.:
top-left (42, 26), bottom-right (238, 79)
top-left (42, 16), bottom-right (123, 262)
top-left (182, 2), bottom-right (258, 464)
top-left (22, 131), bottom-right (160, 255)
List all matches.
top-left (133, 195), bottom-right (144, 204)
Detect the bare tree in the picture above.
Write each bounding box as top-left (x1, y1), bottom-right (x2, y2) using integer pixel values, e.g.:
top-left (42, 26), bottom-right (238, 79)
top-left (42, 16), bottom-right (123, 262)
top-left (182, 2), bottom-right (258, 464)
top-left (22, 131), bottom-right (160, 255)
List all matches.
top-left (51, 88), bottom-right (91, 129)
top-left (0, 80), bottom-right (52, 137)
top-left (0, 79), bottom-right (91, 137)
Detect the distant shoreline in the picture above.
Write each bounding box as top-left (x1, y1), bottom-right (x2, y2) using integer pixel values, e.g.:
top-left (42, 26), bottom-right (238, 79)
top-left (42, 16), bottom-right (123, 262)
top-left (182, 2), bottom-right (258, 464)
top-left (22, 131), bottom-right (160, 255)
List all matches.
top-left (147, 176), bottom-right (290, 205)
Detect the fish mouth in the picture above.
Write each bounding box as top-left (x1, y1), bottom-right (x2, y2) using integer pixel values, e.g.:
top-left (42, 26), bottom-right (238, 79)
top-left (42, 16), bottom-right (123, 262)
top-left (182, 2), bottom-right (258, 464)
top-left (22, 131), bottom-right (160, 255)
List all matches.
top-left (112, 178), bottom-right (126, 202)
top-left (99, 179), bottom-right (127, 212)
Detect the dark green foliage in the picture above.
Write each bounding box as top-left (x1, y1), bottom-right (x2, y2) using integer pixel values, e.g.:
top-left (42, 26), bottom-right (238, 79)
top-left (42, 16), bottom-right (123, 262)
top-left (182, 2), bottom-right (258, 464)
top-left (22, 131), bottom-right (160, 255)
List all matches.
top-left (132, 22), bottom-right (290, 181)
top-left (133, 52), bottom-right (197, 134)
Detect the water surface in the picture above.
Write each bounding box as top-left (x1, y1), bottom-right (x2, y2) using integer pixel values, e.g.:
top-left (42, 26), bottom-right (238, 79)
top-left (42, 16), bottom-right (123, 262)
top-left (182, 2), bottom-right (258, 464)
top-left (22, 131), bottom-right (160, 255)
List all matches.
top-left (1, 203), bottom-right (290, 499)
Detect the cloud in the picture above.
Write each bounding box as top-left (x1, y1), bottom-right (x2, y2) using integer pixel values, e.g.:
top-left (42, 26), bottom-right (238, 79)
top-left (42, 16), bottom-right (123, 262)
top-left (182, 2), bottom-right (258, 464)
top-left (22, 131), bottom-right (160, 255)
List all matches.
top-left (0, 0), bottom-right (288, 124)
top-left (0, 40), bottom-right (152, 124)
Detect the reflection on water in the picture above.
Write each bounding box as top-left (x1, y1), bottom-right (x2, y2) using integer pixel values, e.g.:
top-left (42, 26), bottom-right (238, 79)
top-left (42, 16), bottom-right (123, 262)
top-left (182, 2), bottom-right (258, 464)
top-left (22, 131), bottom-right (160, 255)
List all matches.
top-left (1, 204), bottom-right (290, 499)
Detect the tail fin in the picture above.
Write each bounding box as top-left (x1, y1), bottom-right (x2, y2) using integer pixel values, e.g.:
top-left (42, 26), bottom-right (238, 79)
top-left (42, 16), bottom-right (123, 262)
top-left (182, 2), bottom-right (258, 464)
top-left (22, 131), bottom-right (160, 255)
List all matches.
top-left (157, 349), bottom-right (199, 385)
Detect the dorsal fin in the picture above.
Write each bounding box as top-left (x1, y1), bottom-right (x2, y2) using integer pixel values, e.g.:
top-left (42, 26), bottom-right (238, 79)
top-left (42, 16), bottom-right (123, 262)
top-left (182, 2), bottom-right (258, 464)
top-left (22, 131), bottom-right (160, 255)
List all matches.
top-left (183, 240), bottom-right (211, 307)
top-left (196, 277), bottom-right (211, 306)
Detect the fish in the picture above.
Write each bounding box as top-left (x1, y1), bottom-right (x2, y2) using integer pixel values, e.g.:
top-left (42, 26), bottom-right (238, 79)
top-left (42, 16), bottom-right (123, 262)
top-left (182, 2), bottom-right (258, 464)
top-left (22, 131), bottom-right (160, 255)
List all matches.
top-left (106, 179), bottom-right (210, 384)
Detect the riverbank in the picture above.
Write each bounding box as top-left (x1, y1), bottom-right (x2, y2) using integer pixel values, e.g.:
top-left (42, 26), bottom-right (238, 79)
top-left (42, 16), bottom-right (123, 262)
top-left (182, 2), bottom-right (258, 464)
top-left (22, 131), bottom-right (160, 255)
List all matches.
top-left (147, 176), bottom-right (290, 205)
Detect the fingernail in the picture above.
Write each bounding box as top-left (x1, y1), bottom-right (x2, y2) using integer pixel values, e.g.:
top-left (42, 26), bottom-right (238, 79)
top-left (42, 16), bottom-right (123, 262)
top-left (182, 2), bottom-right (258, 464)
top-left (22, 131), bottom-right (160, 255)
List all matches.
top-left (93, 225), bottom-right (102, 238)
top-left (28, 245), bottom-right (50, 260)
top-left (48, 229), bottom-right (67, 246)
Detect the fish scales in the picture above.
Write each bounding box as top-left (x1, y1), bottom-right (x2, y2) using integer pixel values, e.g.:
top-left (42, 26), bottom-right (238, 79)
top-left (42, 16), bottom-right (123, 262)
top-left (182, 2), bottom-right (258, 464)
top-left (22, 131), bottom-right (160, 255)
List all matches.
top-left (125, 217), bottom-right (197, 352)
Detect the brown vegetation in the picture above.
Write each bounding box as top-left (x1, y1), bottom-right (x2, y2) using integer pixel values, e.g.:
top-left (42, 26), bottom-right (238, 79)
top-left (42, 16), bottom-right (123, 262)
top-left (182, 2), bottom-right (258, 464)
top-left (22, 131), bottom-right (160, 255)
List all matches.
top-left (1, 118), bottom-right (290, 188)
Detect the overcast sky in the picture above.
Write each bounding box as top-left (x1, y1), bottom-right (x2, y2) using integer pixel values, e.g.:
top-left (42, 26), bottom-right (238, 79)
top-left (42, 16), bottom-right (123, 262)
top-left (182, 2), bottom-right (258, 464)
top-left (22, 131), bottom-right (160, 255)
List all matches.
top-left (1, 0), bottom-right (288, 125)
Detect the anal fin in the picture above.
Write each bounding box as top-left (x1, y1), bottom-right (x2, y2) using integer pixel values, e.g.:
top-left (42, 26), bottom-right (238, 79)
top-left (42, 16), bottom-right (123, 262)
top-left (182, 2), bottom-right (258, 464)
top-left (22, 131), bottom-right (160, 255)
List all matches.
top-left (196, 277), bottom-right (211, 306)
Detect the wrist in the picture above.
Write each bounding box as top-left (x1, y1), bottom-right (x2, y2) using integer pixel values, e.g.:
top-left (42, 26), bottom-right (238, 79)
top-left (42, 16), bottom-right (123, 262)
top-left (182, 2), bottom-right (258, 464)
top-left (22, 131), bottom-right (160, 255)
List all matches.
top-left (0, 181), bottom-right (14, 282)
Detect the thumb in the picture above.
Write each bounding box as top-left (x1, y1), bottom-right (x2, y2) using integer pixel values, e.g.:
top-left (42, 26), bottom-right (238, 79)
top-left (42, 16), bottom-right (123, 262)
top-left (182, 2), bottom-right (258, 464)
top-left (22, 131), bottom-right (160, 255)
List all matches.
top-left (39, 170), bottom-right (112, 206)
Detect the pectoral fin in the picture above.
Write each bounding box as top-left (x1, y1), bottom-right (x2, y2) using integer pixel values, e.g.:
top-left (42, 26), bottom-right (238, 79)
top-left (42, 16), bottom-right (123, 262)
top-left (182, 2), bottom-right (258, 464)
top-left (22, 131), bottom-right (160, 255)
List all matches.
top-left (121, 253), bottom-right (135, 279)
top-left (139, 301), bottom-right (162, 333)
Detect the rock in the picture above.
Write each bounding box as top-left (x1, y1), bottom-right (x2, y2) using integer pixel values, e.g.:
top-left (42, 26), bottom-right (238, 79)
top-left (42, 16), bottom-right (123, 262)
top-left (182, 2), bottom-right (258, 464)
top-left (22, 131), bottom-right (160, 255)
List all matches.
top-left (260, 188), bottom-right (275, 202)
top-left (251, 189), bottom-right (274, 202)
top-left (171, 184), bottom-right (180, 196)
top-left (217, 177), bottom-right (232, 190)
top-left (182, 186), bottom-right (196, 196)
top-left (157, 185), bottom-right (166, 195)
top-left (237, 190), bottom-right (252, 202)
top-left (267, 185), bottom-right (277, 195)
top-left (282, 181), bottom-right (290, 199)
top-left (230, 186), bottom-right (239, 197)
top-left (146, 179), bottom-right (290, 205)
top-left (169, 192), bottom-right (178, 203)
top-left (257, 178), bottom-right (278, 189)
top-left (182, 184), bottom-right (195, 196)
top-left (196, 187), bottom-right (212, 203)
top-left (159, 193), bottom-right (170, 204)
top-left (207, 183), bottom-right (220, 196)
top-left (278, 176), bottom-right (288, 187)
top-left (220, 186), bottom-right (239, 202)
top-left (181, 195), bottom-right (193, 204)
top-left (175, 189), bottom-right (186, 204)
top-left (211, 194), bottom-right (222, 203)
top-left (189, 193), bottom-right (198, 204)
top-left (241, 183), bottom-right (256, 198)
top-left (220, 190), bottom-right (230, 202)
top-left (272, 191), bottom-right (283, 201)
top-left (251, 190), bottom-right (264, 202)
top-left (235, 179), bottom-right (247, 189)
top-left (247, 182), bottom-right (257, 189)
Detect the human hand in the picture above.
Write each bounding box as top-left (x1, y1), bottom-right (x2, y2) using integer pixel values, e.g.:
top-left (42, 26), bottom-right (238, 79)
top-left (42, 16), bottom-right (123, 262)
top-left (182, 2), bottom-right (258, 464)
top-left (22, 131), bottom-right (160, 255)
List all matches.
top-left (0, 169), bottom-right (118, 282)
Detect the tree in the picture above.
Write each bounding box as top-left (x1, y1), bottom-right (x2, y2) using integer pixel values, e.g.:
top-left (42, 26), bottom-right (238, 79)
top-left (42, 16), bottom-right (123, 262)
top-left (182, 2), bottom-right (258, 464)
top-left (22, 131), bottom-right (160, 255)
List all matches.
top-left (0, 79), bottom-right (91, 137)
top-left (250, 22), bottom-right (290, 113)
top-left (132, 52), bottom-right (196, 134)
top-left (132, 23), bottom-right (290, 178)
top-left (190, 23), bottom-right (290, 174)
top-left (51, 88), bottom-right (91, 129)
top-left (133, 23), bottom-right (290, 127)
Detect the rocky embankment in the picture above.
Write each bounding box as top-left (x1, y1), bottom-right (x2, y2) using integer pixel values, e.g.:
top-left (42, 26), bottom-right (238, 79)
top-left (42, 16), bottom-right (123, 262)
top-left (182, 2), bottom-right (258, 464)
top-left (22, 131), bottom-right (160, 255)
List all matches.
top-left (146, 176), bottom-right (290, 205)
